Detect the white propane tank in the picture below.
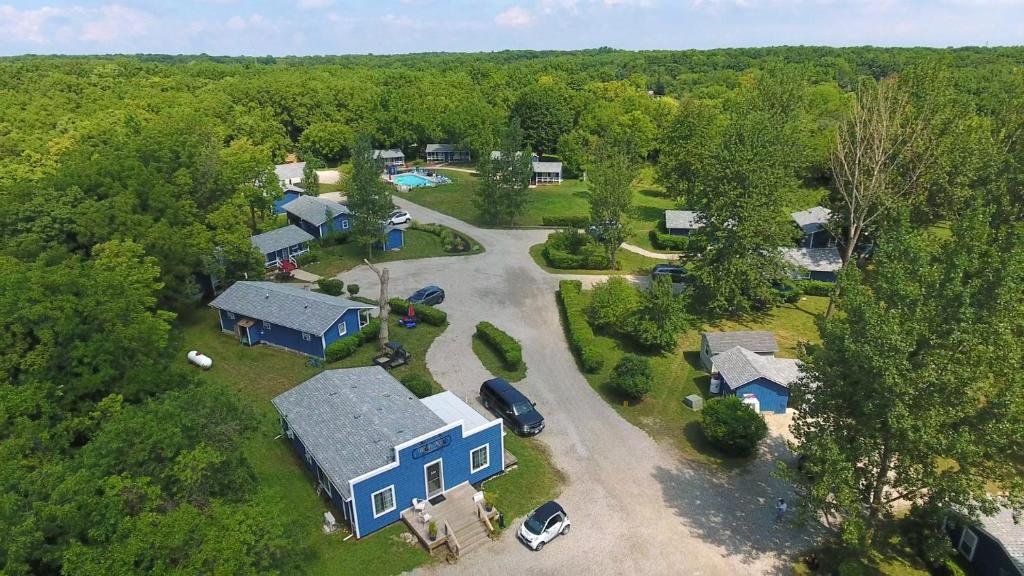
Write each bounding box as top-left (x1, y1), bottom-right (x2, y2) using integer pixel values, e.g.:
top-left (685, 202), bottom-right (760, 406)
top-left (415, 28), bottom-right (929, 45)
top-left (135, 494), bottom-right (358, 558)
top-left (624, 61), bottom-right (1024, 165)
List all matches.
top-left (741, 393), bottom-right (760, 413)
top-left (187, 350), bottom-right (213, 370)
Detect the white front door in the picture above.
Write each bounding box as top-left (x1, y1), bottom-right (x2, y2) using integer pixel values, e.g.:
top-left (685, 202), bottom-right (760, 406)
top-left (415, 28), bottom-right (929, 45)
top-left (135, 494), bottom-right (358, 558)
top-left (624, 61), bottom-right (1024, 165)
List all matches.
top-left (424, 460), bottom-right (444, 499)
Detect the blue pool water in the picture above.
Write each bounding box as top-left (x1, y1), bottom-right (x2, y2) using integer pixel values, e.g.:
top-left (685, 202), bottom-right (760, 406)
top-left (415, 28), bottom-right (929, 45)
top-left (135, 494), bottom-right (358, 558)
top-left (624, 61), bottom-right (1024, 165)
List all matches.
top-left (394, 173), bottom-right (433, 188)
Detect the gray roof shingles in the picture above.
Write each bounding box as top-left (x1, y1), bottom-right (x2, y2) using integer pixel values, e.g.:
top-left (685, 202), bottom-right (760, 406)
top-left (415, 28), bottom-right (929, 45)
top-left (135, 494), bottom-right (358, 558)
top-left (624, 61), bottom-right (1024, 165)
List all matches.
top-left (426, 143), bottom-right (460, 153)
top-left (250, 225), bottom-right (314, 255)
top-left (781, 247), bottom-right (844, 272)
top-left (714, 346), bottom-right (801, 390)
top-left (275, 162), bottom-right (306, 182)
top-left (978, 506), bottom-right (1024, 571)
top-left (532, 161), bottom-right (562, 173)
top-left (283, 195), bottom-right (349, 226)
top-left (272, 367), bottom-right (446, 499)
top-left (665, 210), bottom-right (703, 231)
top-left (702, 331), bottom-right (779, 356)
top-left (209, 281), bottom-right (372, 335)
top-left (791, 206), bottom-right (832, 235)
top-left (373, 149), bottom-right (405, 159)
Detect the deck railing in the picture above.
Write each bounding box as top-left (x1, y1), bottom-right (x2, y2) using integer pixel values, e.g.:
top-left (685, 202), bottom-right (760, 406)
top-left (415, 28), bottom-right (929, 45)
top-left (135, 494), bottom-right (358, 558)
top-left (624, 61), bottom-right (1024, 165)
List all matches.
top-left (444, 520), bottom-right (460, 558)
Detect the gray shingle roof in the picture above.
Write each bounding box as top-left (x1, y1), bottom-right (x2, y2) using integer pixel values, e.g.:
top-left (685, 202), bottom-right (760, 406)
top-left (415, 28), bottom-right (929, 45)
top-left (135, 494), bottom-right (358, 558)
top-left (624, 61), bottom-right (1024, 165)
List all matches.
top-left (373, 149), bottom-right (405, 159)
top-left (250, 225), bottom-right (314, 255)
top-left (275, 162), bottom-right (306, 182)
top-left (714, 346), bottom-right (801, 390)
top-left (702, 331), bottom-right (779, 356)
top-left (532, 161), bottom-right (562, 173)
top-left (491, 150), bottom-right (540, 162)
top-left (665, 210), bottom-right (703, 231)
top-left (977, 506), bottom-right (1024, 572)
top-left (272, 367), bottom-right (446, 499)
top-left (426, 143), bottom-right (461, 153)
top-left (209, 281), bottom-right (372, 335)
top-left (791, 206), bottom-right (832, 235)
top-left (283, 195), bottom-right (349, 226)
top-left (781, 247), bottom-right (843, 272)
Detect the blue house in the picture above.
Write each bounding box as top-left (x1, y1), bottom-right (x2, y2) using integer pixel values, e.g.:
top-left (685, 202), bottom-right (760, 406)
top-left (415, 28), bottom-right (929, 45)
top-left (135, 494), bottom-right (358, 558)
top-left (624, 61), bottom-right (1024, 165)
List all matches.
top-left (250, 225), bottom-right (314, 268)
top-left (284, 195), bottom-right (351, 239)
top-left (781, 247), bottom-right (843, 282)
top-left (945, 506), bottom-right (1024, 576)
top-left (272, 367), bottom-right (507, 539)
top-left (273, 184), bottom-right (305, 215)
top-left (791, 206), bottom-right (835, 248)
top-left (711, 345), bottom-right (801, 413)
top-left (209, 281), bottom-right (373, 358)
top-left (378, 226), bottom-right (405, 251)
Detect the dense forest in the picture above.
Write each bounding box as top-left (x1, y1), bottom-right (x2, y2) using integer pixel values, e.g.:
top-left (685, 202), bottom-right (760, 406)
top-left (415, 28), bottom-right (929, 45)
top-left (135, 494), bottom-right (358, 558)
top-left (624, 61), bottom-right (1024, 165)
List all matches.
top-left (1, 47), bottom-right (1022, 574)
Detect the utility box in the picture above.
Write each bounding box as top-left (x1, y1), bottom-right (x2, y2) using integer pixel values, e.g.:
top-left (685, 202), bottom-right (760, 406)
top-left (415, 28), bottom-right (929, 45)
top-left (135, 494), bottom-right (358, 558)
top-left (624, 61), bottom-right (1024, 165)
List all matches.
top-left (684, 394), bottom-right (704, 411)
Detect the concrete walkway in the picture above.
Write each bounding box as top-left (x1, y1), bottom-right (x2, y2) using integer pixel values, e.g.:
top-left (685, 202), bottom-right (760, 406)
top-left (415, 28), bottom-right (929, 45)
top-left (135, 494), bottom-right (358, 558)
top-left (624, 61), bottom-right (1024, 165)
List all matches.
top-left (290, 269), bottom-right (321, 283)
top-left (316, 169), bottom-right (341, 184)
top-left (621, 242), bottom-right (681, 260)
top-left (337, 197), bottom-right (820, 575)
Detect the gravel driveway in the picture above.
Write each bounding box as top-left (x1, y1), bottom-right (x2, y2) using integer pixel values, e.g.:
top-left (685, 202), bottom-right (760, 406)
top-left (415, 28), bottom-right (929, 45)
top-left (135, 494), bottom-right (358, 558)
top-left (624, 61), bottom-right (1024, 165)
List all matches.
top-left (339, 198), bottom-right (820, 575)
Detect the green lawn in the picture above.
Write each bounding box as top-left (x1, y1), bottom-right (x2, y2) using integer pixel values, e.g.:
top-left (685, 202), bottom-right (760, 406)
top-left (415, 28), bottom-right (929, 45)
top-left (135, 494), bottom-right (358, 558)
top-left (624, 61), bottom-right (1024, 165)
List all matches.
top-left (793, 520), bottom-right (936, 576)
top-left (484, 434), bottom-right (564, 527)
top-left (302, 227), bottom-right (482, 278)
top-left (472, 335), bottom-right (527, 382)
top-left (563, 290), bottom-right (829, 467)
top-left (528, 242), bottom-right (666, 275)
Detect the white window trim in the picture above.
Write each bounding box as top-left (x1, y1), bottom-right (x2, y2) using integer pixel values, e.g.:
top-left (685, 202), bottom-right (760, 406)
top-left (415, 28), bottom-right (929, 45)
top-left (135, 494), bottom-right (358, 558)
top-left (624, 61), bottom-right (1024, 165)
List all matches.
top-left (959, 528), bottom-right (978, 561)
top-left (227, 311), bottom-right (235, 320)
top-left (341, 219), bottom-right (350, 230)
top-left (263, 320), bottom-right (272, 331)
top-left (338, 323), bottom-right (348, 337)
top-left (470, 445), bottom-right (490, 473)
top-left (302, 332), bottom-right (312, 342)
top-left (371, 485), bottom-right (396, 518)
top-left (424, 458), bottom-right (445, 499)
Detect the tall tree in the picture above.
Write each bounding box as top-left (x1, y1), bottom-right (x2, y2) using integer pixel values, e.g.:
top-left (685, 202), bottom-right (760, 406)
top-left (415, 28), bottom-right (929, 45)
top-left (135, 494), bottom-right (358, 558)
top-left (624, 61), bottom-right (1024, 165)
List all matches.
top-left (475, 121), bottom-right (532, 226)
top-left (511, 81), bottom-right (575, 154)
top-left (302, 157), bottom-right (324, 196)
top-left (587, 141), bottom-right (639, 269)
top-left (346, 133), bottom-right (393, 258)
top-left (218, 139), bottom-right (281, 233)
top-left (655, 98), bottom-right (724, 201)
top-left (787, 210), bottom-right (1024, 548)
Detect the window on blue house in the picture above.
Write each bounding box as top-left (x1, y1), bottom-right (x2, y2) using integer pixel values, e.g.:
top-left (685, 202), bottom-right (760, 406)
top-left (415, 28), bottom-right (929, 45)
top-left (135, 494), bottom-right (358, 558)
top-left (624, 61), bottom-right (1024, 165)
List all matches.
top-left (227, 312), bottom-right (235, 320)
top-left (263, 320), bottom-right (272, 331)
top-left (338, 323), bottom-right (347, 337)
top-left (372, 486), bottom-right (396, 518)
top-left (958, 528), bottom-right (978, 561)
top-left (470, 445), bottom-right (489, 473)
top-left (341, 219), bottom-right (350, 229)
top-left (302, 332), bottom-right (312, 342)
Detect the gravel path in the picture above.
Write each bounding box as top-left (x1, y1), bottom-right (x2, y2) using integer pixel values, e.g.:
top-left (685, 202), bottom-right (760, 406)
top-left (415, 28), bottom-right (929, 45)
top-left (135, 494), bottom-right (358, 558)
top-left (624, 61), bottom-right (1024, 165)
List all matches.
top-left (338, 198), bottom-right (820, 576)
top-left (621, 242), bottom-right (681, 260)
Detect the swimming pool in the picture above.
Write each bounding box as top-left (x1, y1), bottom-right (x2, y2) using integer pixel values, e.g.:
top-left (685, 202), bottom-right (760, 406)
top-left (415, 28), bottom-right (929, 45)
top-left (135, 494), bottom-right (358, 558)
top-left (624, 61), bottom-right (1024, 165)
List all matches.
top-left (394, 173), bottom-right (433, 188)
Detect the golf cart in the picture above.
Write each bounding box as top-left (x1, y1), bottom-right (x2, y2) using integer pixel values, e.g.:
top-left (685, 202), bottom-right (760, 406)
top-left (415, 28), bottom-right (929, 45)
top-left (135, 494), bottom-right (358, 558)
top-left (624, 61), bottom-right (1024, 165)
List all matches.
top-left (373, 342), bottom-right (411, 370)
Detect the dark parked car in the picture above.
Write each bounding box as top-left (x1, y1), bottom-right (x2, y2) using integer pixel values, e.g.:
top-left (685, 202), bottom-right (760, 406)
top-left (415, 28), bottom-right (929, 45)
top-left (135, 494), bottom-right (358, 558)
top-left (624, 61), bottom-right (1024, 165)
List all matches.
top-left (372, 342), bottom-right (410, 370)
top-left (651, 263), bottom-right (688, 284)
top-left (408, 285), bottom-right (445, 306)
top-left (479, 378), bottom-right (544, 436)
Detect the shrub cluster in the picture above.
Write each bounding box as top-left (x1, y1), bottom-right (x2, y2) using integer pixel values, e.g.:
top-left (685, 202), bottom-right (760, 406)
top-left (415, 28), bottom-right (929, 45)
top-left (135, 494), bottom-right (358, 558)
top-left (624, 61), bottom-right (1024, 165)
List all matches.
top-left (409, 222), bottom-right (474, 253)
top-left (295, 251), bottom-right (318, 266)
top-left (700, 396), bottom-right (768, 456)
top-left (316, 278), bottom-right (345, 296)
top-left (347, 283), bottom-right (360, 296)
top-left (543, 230), bottom-right (611, 270)
top-left (557, 280), bottom-right (604, 372)
top-left (541, 215), bottom-right (589, 228)
top-left (609, 354), bottom-right (654, 400)
top-left (475, 321), bottom-right (523, 369)
top-left (400, 373), bottom-right (434, 399)
top-left (324, 317), bottom-right (380, 362)
top-left (388, 298), bottom-right (447, 326)
top-left (796, 279), bottom-right (834, 297)
top-left (320, 230), bottom-right (351, 246)
top-left (648, 229), bottom-right (690, 251)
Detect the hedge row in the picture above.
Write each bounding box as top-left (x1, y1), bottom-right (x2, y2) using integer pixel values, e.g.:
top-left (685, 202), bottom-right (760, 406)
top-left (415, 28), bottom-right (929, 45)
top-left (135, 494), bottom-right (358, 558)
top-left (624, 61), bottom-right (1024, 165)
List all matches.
top-left (648, 229), bottom-right (689, 252)
top-left (557, 280), bottom-right (604, 373)
top-left (797, 279), bottom-right (834, 297)
top-left (543, 244), bottom-right (611, 270)
top-left (324, 318), bottom-right (380, 363)
top-left (388, 298), bottom-right (447, 326)
top-left (475, 321), bottom-right (523, 369)
top-left (409, 222), bottom-right (477, 253)
top-left (541, 215), bottom-right (590, 228)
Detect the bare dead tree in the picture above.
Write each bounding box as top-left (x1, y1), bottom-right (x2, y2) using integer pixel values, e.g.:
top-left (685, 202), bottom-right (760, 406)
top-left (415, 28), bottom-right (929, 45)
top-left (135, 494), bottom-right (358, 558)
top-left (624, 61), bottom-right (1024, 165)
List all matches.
top-left (826, 76), bottom-right (934, 316)
top-left (363, 259), bottom-right (389, 354)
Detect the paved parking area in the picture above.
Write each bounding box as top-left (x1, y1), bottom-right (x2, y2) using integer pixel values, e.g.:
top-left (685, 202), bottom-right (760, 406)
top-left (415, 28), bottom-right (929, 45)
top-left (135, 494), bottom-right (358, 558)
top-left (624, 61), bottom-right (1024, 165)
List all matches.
top-left (339, 198), bottom-right (820, 575)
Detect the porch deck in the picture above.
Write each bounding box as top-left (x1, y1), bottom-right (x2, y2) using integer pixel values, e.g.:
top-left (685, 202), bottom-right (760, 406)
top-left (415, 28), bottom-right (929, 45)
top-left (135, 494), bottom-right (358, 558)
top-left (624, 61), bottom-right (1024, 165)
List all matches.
top-left (401, 483), bottom-right (498, 555)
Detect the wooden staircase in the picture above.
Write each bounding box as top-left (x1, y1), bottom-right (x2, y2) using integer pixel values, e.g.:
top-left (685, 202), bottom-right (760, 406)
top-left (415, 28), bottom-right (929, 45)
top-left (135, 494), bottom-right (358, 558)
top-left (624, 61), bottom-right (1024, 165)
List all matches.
top-left (448, 514), bottom-right (491, 557)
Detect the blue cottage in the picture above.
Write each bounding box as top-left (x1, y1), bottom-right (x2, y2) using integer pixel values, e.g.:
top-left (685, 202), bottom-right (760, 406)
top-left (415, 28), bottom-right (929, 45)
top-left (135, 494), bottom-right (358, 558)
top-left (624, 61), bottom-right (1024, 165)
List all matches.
top-left (209, 281), bottom-right (373, 358)
top-left (781, 247), bottom-right (843, 283)
top-left (272, 367), bottom-right (507, 538)
top-left (945, 506), bottom-right (1024, 576)
top-left (284, 195), bottom-right (352, 239)
top-left (250, 225), bottom-right (314, 268)
top-left (712, 346), bottom-right (801, 413)
top-left (378, 226), bottom-right (405, 251)
top-left (273, 185), bottom-right (306, 215)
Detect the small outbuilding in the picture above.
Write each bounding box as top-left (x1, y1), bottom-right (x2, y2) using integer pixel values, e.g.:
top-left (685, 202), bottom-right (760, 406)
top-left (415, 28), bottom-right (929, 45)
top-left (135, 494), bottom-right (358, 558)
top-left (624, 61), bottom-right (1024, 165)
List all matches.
top-left (699, 331), bottom-right (779, 372)
top-left (664, 210), bottom-right (704, 236)
top-left (284, 195), bottom-right (351, 239)
top-left (378, 225), bottom-right (405, 251)
top-left (532, 161), bottom-right (563, 185)
top-left (791, 206), bottom-right (835, 248)
top-left (275, 162), bottom-right (306, 188)
top-left (781, 247), bottom-right (843, 282)
top-left (425, 144), bottom-right (470, 163)
top-left (373, 149), bottom-right (406, 167)
top-left (250, 225), bottom-right (314, 268)
top-left (712, 346), bottom-right (801, 413)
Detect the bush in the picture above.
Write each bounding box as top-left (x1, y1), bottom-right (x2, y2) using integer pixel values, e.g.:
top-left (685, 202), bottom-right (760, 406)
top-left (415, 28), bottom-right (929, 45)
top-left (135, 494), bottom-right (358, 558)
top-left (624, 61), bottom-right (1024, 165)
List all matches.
top-left (295, 251), bottom-right (318, 266)
top-left (542, 230), bottom-right (612, 270)
top-left (316, 278), bottom-right (345, 296)
top-left (388, 298), bottom-right (447, 326)
top-left (623, 276), bottom-right (691, 351)
top-left (648, 229), bottom-right (690, 251)
top-left (320, 230), bottom-right (350, 246)
top-left (347, 283), bottom-right (360, 296)
top-left (409, 222), bottom-right (473, 253)
top-left (609, 354), bottom-right (653, 400)
top-left (797, 279), bottom-right (834, 297)
top-left (541, 215), bottom-right (589, 228)
top-left (325, 335), bottom-right (362, 363)
top-left (273, 271), bottom-right (292, 282)
top-left (400, 373), bottom-right (434, 399)
top-left (557, 280), bottom-right (604, 372)
top-left (475, 322), bottom-right (523, 369)
top-left (360, 318), bottom-right (381, 343)
top-left (588, 277), bottom-right (641, 331)
top-left (700, 396), bottom-right (768, 456)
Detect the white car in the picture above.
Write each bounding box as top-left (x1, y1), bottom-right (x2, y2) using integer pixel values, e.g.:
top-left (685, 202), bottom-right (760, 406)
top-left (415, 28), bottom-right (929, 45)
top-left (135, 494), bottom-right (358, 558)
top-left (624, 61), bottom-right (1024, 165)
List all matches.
top-left (386, 210), bottom-right (412, 226)
top-left (518, 501), bottom-right (570, 551)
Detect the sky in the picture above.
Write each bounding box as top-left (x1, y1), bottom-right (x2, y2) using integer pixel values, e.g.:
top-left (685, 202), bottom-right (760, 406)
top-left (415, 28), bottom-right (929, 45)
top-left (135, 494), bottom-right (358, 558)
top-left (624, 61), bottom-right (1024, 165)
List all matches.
top-left (0, 0), bottom-right (1022, 56)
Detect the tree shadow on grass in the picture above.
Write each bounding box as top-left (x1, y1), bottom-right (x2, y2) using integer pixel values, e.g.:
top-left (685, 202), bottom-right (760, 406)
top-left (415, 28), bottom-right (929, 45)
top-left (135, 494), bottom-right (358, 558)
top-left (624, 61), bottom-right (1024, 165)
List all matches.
top-left (637, 187), bottom-right (673, 200)
top-left (634, 204), bottom-right (667, 224)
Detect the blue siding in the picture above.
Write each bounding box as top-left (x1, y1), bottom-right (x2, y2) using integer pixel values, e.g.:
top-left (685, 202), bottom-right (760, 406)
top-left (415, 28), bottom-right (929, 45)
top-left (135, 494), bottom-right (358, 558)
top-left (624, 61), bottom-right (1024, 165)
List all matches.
top-left (731, 377), bottom-right (790, 413)
top-left (946, 525), bottom-right (1024, 576)
top-left (801, 229), bottom-right (835, 249)
top-left (322, 309), bottom-right (366, 349)
top-left (274, 191), bottom-right (302, 214)
top-left (215, 307), bottom-right (360, 358)
top-left (350, 422), bottom-right (504, 538)
top-left (379, 228), bottom-right (405, 251)
top-left (667, 228), bottom-right (693, 236)
top-left (319, 214), bottom-right (352, 239)
top-left (809, 270), bottom-right (837, 283)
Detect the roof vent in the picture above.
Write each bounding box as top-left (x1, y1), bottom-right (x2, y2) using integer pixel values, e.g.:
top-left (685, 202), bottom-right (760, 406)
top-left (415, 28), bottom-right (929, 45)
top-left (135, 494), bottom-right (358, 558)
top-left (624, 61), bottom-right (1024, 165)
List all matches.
top-left (265, 292), bottom-right (270, 299)
top-left (353, 414), bottom-right (361, 419)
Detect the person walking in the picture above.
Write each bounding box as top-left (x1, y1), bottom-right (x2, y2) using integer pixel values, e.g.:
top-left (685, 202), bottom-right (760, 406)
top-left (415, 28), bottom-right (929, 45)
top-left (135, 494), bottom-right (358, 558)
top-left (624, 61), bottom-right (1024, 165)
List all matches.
top-left (774, 498), bottom-right (788, 524)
